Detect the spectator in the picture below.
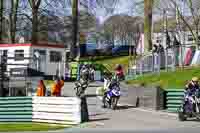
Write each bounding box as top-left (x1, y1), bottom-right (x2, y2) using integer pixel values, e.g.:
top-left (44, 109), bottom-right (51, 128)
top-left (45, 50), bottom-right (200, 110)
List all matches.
top-left (60, 76), bottom-right (65, 89)
top-left (51, 77), bottom-right (64, 97)
top-left (51, 79), bottom-right (60, 96)
top-left (36, 80), bottom-right (46, 96)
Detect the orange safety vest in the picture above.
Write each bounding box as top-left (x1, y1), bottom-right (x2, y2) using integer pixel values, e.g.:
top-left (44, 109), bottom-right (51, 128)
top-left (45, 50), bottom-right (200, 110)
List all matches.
top-left (60, 80), bottom-right (64, 88)
top-left (51, 83), bottom-right (59, 96)
top-left (51, 80), bottom-right (64, 96)
top-left (36, 87), bottom-right (44, 96)
top-left (36, 80), bottom-right (46, 96)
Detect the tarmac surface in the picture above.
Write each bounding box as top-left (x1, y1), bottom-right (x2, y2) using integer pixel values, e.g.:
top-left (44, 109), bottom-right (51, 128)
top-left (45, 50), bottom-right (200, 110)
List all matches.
top-left (61, 82), bottom-right (200, 131)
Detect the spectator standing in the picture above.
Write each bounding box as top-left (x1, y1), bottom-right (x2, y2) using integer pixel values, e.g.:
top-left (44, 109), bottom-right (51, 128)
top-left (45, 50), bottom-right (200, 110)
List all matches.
top-left (36, 80), bottom-right (46, 96)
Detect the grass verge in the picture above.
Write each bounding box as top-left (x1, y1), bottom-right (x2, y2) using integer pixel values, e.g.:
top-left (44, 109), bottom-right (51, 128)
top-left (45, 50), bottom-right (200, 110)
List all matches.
top-left (126, 67), bottom-right (200, 89)
top-left (0, 122), bottom-right (69, 132)
top-left (94, 56), bottom-right (130, 72)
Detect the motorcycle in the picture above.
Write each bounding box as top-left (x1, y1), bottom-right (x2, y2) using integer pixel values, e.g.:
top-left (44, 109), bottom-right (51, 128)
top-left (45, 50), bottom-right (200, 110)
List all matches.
top-left (74, 79), bottom-right (88, 97)
top-left (178, 92), bottom-right (200, 121)
top-left (115, 69), bottom-right (125, 81)
top-left (102, 84), bottom-right (121, 110)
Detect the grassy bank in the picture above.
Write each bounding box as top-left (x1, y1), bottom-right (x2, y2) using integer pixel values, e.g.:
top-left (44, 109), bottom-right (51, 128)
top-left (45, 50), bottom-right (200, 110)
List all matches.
top-left (126, 67), bottom-right (200, 89)
top-left (0, 123), bottom-right (69, 132)
top-left (94, 56), bottom-right (130, 72)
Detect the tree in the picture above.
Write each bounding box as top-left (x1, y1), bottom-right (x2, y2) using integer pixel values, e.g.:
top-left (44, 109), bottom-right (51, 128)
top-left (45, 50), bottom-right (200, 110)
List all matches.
top-left (71, 0), bottom-right (78, 60)
top-left (10, 0), bottom-right (19, 43)
top-left (102, 15), bottom-right (143, 48)
top-left (0, 0), bottom-right (3, 43)
top-left (69, 0), bottom-right (121, 60)
top-left (170, 0), bottom-right (200, 48)
top-left (28, 0), bottom-right (42, 44)
top-left (144, 0), bottom-right (153, 53)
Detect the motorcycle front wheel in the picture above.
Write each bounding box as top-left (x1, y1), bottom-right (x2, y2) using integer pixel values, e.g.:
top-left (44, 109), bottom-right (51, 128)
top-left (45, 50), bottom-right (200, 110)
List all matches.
top-left (111, 97), bottom-right (119, 110)
top-left (102, 96), bottom-right (110, 108)
top-left (178, 106), bottom-right (187, 121)
top-left (102, 96), bottom-right (106, 108)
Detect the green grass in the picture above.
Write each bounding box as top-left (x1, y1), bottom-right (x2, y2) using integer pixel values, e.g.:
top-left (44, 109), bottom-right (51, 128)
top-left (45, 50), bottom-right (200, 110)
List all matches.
top-left (94, 56), bottom-right (130, 72)
top-left (0, 123), bottom-right (69, 132)
top-left (126, 67), bottom-right (200, 89)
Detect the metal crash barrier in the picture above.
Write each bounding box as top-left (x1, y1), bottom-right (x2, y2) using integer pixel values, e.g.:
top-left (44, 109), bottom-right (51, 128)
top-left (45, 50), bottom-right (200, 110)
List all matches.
top-left (165, 89), bottom-right (184, 113)
top-left (0, 97), bottom-right (89, 125)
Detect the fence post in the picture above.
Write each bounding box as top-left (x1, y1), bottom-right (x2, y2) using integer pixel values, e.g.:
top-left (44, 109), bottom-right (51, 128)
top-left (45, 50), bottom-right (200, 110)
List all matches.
top-left (152, 53), bottom-right (154, 72)
top-left (139, 58), bottom-right (143, 75)
top-left (166, 50), bottom-right (168, 72)
top-left (172, 51), bottom-right (176, 71)
top-left (157, 53), bottom-right (160, 74)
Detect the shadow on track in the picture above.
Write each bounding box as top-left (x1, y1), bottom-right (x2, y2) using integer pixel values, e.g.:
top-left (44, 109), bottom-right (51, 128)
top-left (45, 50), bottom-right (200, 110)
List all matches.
top-left (89, 118), bottom-right (110, 122)
top-left (116, 105), bottom-right (136, 110)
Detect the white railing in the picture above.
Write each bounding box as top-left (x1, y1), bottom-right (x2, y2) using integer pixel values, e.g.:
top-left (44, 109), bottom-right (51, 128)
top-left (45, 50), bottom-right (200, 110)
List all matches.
top-left (127, 51), bottom-right (176, 78)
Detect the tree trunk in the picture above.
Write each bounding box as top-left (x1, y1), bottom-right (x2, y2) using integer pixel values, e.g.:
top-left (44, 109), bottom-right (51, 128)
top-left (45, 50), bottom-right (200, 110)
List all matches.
top-left (144, 0), bottom-right (153, 53)
top-left (10, 0), bottom-right (19, 44)
top-left (0, 0), bottom-right (3, 43)
top-left (32, 7), bottom-right (38, 44)
top-left (71, 0), bottom-right (79, 60)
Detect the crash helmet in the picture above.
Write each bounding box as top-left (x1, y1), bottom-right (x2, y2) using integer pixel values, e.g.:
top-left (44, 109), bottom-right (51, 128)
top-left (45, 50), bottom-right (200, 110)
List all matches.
top-left (192, 77), bottom-right (199, 82)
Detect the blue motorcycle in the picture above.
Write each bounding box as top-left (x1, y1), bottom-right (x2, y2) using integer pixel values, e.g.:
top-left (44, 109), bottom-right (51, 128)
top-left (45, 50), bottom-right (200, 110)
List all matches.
top-left (178, 91), bottom-right (200, 121)
top-left (102, 84), bottom-right (121, 110)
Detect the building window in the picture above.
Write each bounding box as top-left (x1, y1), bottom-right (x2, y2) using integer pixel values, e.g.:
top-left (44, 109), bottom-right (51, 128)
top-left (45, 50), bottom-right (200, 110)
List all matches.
top-left (14, 50), bottom-right (24, 61)
top-left (3, 50), bottom-right (7, 57)
top-left (49, 51), bottom-right (62, 62)
top-left (33, 49), bottom-right (46, 56)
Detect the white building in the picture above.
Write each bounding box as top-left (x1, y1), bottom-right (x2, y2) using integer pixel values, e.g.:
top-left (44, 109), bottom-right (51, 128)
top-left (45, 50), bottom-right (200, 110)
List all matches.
top-left (0, 43), bottom-right (66, 78)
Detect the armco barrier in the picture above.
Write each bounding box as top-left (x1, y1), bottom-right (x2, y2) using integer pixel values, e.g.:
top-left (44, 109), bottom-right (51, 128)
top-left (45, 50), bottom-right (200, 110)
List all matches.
top-left (32, 97), bottom-right (81, 125)
top-left (0, 97), bottom-right (33, 122)
top-left (0, 97), bottom-right (86, 125)
top-left (165, 89), bottom-right (184, 112)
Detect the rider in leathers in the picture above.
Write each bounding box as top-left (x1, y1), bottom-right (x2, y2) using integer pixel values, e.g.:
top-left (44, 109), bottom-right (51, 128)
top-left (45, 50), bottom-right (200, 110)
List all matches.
top-left (184, 77), bottom-right (200, 112)
top-left (103, 73), bottom-right (119, 102)
top-left (80, 65), bottom-right (89, 81)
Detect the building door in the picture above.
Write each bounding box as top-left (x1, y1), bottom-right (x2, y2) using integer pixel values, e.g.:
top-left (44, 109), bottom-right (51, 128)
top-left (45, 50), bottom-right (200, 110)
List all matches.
top-left (33, 50), bottom-right (46, 73)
